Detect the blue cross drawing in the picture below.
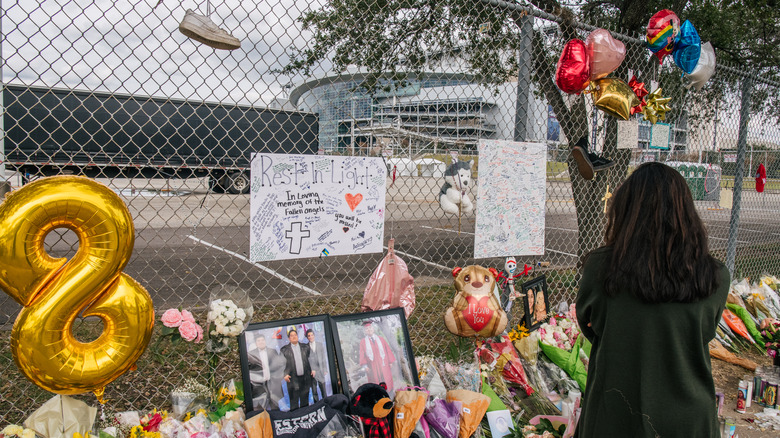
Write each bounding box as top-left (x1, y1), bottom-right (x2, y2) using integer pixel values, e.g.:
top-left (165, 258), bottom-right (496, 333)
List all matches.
top-left (285, 222), bottom-right (310, 254)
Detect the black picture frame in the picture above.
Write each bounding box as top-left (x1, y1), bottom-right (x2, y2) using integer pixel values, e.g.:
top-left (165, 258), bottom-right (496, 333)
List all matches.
top-left (521, 275), bottom-right (550, 331)
top-left (239, 314), bottom-right (338, 413)
top-left (331, 308), bottom-right (419, 398)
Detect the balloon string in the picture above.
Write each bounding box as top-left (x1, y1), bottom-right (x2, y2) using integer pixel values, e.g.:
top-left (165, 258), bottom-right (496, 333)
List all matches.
top-left (60, 395), bottom-right (66, 436)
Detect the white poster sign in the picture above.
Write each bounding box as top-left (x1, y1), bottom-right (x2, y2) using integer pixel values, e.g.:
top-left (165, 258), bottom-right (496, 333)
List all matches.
top-left (617, 120), bottom-right (639, 149)
top-left (474, 140), bottom-right (546, 258)
top-left (650, 123), bottom-right (671, 149)
top-left (250, 153), bottom-right (386, 261)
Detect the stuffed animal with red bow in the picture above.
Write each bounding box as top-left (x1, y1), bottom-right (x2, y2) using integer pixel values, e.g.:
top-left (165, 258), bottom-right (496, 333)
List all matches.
top-left (444, 265), bottom-right (508, 337)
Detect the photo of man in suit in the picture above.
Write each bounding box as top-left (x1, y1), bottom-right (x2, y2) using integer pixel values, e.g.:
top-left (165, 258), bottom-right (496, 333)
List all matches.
top-left (280, 328), bottom-right (314, 410)
top-left (247, 334), bottom-right (285, 411)
top-left (306, 328), bottom-right (328, 401)
top-left (358, 321), bottom-right (396, 391)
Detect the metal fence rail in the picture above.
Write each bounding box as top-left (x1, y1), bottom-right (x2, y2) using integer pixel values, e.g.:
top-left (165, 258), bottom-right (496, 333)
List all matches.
top-left (1, 0), bottom-right (779, 423)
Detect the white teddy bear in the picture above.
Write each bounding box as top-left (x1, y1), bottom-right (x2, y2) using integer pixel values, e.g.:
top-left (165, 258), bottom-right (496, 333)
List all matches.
top-left (439, 159), bottom-right (474, 215)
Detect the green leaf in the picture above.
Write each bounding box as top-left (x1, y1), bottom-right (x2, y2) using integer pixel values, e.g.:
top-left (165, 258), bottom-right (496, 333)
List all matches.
top-left (161, 326), bottom-right (177, 336)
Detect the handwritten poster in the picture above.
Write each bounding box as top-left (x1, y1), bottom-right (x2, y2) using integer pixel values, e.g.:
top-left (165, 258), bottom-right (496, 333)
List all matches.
top-left (250, 153), bottom-right (386, 261)
top-left (474, 140), bottom-right (546, 258)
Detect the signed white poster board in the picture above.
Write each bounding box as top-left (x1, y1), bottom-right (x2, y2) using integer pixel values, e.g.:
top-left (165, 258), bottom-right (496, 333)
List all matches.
top-left (617, 120), bottom-right (639, 149)
top-left (250, 153), bottom-right (386, 261)
top-left (474, 140), bottom-right (546, 258)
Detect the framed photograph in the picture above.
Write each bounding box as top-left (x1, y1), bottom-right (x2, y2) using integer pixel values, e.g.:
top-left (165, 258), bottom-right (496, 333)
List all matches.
top-left (522, 275), bottom-right (550, 331)
top-left (239, 315), bottom-right (338, 413)
top-left (331, 308), bottom-right (419, 398)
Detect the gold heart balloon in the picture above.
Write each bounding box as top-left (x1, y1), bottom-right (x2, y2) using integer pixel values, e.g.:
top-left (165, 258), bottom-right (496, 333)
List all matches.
top-left (590, 78), bottom-right (640, 121)
top-left (643, 87), bottom-right (672, 124)
top-left (0, 176), bottom-right (154, 401)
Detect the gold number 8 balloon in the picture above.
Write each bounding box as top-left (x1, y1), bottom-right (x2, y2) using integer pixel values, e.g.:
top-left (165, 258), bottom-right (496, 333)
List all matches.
top-left (0, 176), bottom-right (154, 401)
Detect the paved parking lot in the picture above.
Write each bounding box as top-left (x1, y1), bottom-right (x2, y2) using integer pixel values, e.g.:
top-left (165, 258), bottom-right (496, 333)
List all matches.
top-left (1, 174), bottom-right (779, 327)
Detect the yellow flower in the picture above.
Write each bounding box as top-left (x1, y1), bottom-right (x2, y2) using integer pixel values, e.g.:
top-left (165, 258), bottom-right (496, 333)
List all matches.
top-left (218, 386), bottom-right (236, 403)
top-left (2, 426), bottom-right (23, 437)
top-left (129, 425), bottom-right (144, 438)
top-left (21, 430), bottom-right (35, 438)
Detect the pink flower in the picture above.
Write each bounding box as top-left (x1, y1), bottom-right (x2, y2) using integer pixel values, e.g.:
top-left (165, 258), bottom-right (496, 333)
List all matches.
top-left (179, 320), bottom-right (200, 342)
top-left (181, 309), bottom-right (196, 323)
top-left (194, 323), bottom-right (204, 343)
top-left (181, 309), bottom-right (197, 324)
top-left (161, 309), bottom-right (182, 328)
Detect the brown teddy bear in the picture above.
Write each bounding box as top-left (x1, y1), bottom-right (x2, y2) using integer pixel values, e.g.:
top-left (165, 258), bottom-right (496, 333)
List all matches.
top-left (444, 265), bottom-right (508, 337)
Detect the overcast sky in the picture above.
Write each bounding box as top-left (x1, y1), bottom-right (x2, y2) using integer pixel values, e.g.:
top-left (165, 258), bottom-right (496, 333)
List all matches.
top-left (2, 0), bottom-right (331, 105)
top-left (2, 0), bottom-right (778, 147)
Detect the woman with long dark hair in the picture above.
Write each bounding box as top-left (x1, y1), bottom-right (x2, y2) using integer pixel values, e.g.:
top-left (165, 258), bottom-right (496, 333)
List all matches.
top-left (575, 162), bottom-right (730, 437)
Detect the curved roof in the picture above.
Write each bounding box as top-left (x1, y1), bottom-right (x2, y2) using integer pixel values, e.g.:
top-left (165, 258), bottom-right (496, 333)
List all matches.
top-left (288, 69), bottom-right (476, 107)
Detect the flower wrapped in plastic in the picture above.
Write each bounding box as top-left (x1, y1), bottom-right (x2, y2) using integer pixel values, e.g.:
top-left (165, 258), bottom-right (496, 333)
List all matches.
top-left (487, 336), bottom-right (534, 396)
top-left (170, 378), bottom-right (211, 420)
top-left (538, 335), bottom-right (587, 392)
top-left (207, 285), bottom-right (254, 353)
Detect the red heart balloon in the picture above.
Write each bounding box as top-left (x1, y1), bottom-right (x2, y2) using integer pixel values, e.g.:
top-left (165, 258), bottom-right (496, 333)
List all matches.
top-left (556, 39), bottom-right (590, 94)
top-left (462, 295), bottom-right (494, 332)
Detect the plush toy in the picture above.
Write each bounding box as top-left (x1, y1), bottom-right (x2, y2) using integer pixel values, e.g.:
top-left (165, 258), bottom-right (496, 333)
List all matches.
top-left (439, 159), bottom-right (474, 215)
top-left (444, 265), bottom-right (508, 337)
top-left (349, 382), bottom-right (394, 438)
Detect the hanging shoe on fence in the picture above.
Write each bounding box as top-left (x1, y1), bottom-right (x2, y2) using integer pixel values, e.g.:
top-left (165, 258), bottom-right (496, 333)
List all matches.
top-left (571, 137), bottom-right (615, 180)
top-left (179, 9), bottom-right (241, 50)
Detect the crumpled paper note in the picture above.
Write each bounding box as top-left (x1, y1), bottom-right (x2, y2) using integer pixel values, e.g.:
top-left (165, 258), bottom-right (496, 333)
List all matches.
top-left (24, 395), bottom-right (97, 438)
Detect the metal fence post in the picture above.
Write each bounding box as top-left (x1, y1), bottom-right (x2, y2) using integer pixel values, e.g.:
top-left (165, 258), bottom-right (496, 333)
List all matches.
top-left (726, 77), bottom-right (753, 276)
top-left (513, 13), bottom-right (533, 142)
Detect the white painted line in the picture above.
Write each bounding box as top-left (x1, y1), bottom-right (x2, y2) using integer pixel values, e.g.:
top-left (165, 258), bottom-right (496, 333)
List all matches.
top-left (387, 246), bottom-right (451, 271)
top-left (187, 235), bottom-right (321, 296)
top-left (545, 248), bottom-right (579, 258)
top-left (420, 225), bottom-right (475, 235)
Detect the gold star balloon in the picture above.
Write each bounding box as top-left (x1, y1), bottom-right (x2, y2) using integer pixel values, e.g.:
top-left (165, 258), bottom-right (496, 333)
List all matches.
top-left (642, 87), bottom-right (672, 124)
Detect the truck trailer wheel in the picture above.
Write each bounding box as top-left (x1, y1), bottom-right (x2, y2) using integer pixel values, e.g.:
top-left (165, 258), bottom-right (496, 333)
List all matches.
top-left (226, 171), bottom-right (250, 194)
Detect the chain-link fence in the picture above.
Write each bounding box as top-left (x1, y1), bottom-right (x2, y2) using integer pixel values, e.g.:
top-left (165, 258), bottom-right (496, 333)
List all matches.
top-left (1, 0), bottom-right (779, 423)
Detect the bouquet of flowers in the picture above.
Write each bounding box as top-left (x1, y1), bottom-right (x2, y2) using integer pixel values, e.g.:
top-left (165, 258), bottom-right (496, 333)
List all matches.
top-left (207, 299), bottom-right (247, 351)
top-left (1, 425), bottom-right (36, 438)
top-left (171, 378), bottom-right (212, 420)
top-left (761, 317), bottom-right (780, 360)
top-left (538, 317), bottom-right (580, 351)
top-left (152, 308), bottom-right (204, 362)
top-left (206, 285), bottom-right (253, 353)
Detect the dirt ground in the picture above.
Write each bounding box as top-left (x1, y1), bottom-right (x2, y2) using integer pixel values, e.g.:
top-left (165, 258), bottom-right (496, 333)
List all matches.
top-left (712, 351), bottom-right (779, 437)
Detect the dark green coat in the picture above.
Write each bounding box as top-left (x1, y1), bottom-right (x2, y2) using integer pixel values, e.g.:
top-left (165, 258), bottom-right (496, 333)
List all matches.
top-left (575, 247), bottom-right (730, 438)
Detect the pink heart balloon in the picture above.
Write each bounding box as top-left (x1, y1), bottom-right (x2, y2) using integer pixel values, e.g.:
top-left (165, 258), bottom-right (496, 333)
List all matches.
top-left (586, 29), bottom-right (626, 79)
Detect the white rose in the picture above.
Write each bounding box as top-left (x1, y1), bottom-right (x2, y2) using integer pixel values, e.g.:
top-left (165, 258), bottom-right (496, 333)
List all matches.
top-left (224, 308), bottom-right (236, 321)
top-left (211, 330), bottom-right (217, 336)
top-left (236, 309), bottom-right (246, 321)
top-left (217, 325), bottom-right (228, 335)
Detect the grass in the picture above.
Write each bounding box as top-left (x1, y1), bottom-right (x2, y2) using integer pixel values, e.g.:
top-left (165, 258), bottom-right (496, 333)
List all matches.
top-left (719, 175), bottom-right (780, 191)
top-left (0, 277), bottom-right (578, 424)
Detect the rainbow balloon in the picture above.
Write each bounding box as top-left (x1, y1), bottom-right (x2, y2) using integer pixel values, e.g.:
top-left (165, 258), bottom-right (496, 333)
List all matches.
top-left (646, 9), bottom-right (680, 63)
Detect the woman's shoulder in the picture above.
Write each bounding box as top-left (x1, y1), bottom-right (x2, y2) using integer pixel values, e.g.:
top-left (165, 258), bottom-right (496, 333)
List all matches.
top-left (713, 258), bottom-right (731, 289)
top-left (582, 246), bottom-right (611, 266)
